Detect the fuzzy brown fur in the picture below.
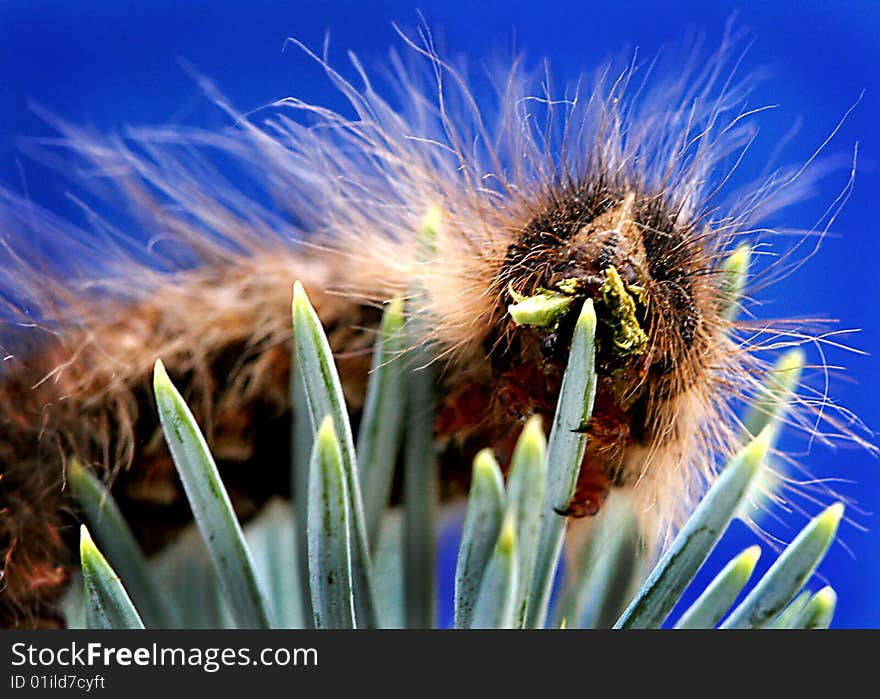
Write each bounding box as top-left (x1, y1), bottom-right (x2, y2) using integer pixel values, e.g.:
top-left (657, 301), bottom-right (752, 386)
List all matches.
top-left (0, 253), bottom-right (367, 626)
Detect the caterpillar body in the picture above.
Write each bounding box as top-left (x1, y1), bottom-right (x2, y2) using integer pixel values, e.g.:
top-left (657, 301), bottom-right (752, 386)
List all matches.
top-left (0, 27), bottom-right (867, 628)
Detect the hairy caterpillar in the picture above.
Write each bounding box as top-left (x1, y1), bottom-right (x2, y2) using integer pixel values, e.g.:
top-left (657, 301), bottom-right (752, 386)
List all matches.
top-left (0, 24), bottom-right (869, 628)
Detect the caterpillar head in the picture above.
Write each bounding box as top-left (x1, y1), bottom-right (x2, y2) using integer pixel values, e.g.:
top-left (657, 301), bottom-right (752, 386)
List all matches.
top-left (491, 185), bottom-right (723, 435)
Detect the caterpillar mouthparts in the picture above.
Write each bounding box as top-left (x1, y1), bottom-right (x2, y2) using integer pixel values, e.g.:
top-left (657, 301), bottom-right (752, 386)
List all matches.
top-left (0, 25), bottom-right (869, 628)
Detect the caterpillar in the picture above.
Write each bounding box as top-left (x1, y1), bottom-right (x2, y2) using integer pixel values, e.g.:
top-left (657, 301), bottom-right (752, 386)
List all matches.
top-left (0, 24), bottom-right (869, 628)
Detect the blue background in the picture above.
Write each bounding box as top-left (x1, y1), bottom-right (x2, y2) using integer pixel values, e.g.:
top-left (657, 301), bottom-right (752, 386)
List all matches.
top-left (1, 1), bottom-right (878, 627)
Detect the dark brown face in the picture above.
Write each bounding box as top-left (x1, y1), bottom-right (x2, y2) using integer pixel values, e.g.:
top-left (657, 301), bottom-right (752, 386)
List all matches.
top-left (471, 185), bottom-right (715, 515)
top-left (495, 185), bottom-right (705, 388)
